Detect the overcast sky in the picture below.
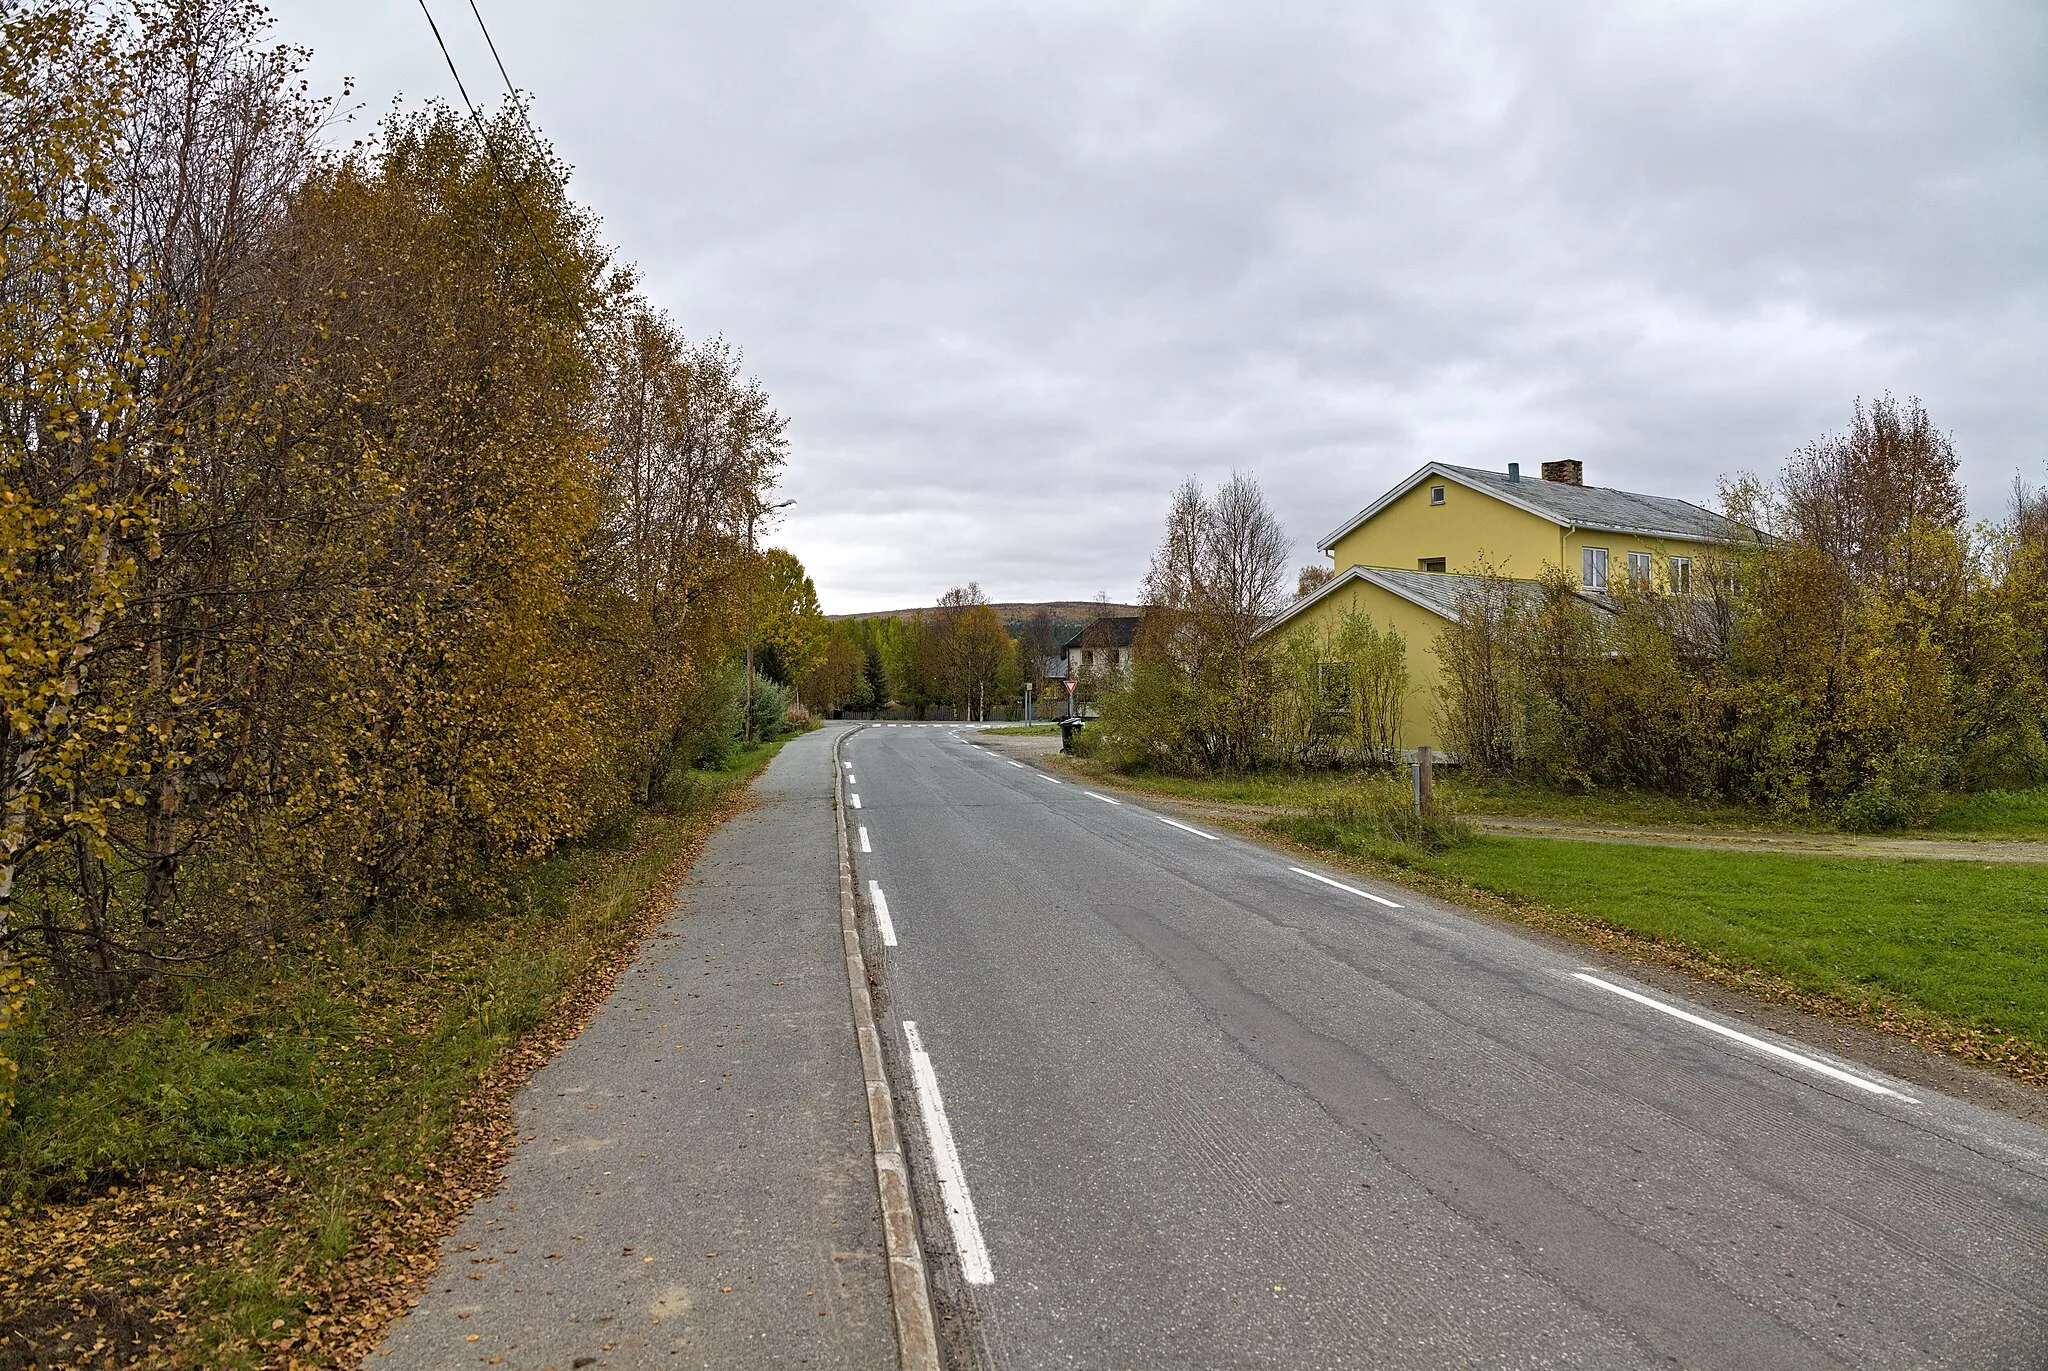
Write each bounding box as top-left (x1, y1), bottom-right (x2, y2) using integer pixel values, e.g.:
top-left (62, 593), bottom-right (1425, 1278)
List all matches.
top-left (270, 0), bottom-right (2047, 613)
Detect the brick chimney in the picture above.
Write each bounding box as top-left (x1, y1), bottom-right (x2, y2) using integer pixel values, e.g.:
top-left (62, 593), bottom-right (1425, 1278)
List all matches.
top-left (1541, 459), bottom-right (1583, 486)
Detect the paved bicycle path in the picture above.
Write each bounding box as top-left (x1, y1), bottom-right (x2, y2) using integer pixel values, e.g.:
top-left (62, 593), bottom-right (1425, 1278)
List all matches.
top-left (368, 726), bottom-right (893, 1371)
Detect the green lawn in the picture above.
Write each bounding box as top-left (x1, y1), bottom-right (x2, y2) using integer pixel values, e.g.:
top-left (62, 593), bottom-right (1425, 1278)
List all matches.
top-left (1397, 835), bottom-right (2048, 1048)
top-left (979, 724), bottom-right (1061, 735)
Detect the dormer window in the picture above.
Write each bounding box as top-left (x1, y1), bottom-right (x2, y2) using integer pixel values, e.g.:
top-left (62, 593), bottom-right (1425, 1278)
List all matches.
top-left (1429, 485), bottom-right (1446, 506)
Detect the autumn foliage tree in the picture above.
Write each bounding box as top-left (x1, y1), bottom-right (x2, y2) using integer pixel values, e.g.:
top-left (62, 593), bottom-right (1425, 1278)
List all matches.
top-left (0, 0), bottom-right (796, 1052)
top-left (1099, 473), bottom-right (1291, 772)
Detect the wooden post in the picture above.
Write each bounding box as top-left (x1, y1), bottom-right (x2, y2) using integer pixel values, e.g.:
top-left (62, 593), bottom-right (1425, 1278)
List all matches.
top-left (1417, 745), bottom-right (1435, 817)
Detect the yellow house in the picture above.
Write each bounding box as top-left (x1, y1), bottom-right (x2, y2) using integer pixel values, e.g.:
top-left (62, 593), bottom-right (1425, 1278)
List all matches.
top-left (1263, 458), bottom-right (1752, 750)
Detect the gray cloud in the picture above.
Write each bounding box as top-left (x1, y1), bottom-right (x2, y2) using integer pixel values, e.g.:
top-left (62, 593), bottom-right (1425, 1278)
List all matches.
top-left (274, 0), bottom-right (2048, 610)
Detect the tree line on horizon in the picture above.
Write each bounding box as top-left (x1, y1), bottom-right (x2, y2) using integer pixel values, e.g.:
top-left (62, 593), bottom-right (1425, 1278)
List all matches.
top-left (802, 585), bottom-right (1072, 719)
top-left (0, 0), bottom-right (826, 1087)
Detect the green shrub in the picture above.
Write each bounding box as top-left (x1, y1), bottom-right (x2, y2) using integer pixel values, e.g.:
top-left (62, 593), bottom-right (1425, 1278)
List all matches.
top-left (1841, 749), bottom-right (1944, 832)
top-left (749, 676), bottom-right (791, 742)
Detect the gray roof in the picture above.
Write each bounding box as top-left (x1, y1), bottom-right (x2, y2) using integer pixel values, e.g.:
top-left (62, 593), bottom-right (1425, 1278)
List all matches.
top-left (1358, 566), bottom-right (1626, 621)
top-left (1260, 564), bottom-right (1619, 636)
top-left (1065, 614), bottom-right (1141, 649)
top-left (1319, 462), bottom-right (1757, 550)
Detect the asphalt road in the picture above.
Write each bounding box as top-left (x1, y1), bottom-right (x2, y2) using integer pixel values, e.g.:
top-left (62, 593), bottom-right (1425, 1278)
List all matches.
top-left (846, 723), bottom-right (2048, 1370)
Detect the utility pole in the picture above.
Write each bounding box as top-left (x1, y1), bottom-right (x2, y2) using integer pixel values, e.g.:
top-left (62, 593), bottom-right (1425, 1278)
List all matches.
top-left (746, 498), bottom-right (796, 743)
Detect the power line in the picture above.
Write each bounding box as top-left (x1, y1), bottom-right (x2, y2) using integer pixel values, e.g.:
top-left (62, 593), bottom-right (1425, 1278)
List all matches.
top-left (467, 0), bottom-right (523, 111)
top-left (413, 0), bottom-right (590, 335)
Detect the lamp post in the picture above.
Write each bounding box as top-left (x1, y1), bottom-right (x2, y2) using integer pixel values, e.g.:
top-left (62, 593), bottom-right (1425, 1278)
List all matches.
top-left (747, 498), bottom-right (797, 743)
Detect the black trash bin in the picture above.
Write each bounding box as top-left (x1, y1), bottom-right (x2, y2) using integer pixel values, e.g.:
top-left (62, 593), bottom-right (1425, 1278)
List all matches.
top-left (1059, 717), bottom-right (1086, 753)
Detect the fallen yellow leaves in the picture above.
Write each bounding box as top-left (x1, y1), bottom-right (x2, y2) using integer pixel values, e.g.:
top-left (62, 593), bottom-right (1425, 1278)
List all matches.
top-left (2, 784), bottom-right (759, 1369)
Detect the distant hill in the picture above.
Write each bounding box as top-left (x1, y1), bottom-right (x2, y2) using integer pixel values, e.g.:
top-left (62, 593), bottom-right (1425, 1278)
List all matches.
top-left (829, 600), bottom-right (1142, 626)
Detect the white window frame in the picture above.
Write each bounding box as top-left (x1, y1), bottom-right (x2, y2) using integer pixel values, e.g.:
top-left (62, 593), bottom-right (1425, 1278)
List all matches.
top-left (1582, 546), bottom-right (1609, 590)
top-left (1627, 550), bottom-right (1652, 588)
top-left (1670, 555), bottom-right (1692, 594)
top-left (1429, 485), bottom-right (1446, 506)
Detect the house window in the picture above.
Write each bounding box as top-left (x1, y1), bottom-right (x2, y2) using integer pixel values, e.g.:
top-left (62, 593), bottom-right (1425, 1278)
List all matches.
top-left (1671, 555), bottom-right (1692, 594)
top-left (1627, 551), bottom-right (1652, 588)
top-left (1429, 485), bottom-right (1446, 506)
top-left (1582, 546), bottom-right (1608, 589)
top-left (1419, 558), bottom-right (1446, 573)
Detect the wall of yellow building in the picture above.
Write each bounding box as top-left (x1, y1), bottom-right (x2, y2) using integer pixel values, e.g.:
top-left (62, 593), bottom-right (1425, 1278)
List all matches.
top-left (1326, 476), bottom-right (1561, 579)
top-left (1268, 577), bottom-right (1453, 751)
top-left (1557, 530), bottom-right (1704, 594)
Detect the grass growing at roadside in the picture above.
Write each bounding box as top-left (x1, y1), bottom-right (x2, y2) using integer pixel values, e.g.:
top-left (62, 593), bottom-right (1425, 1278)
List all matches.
top-left (1058, 754), bottom-right (2048, 841)
top-left (979, 724), bottom-right (1061, 736)
top-left (1438, 777), bottom-right (1836, 831)
top-left (1925, 787), bottom-right (2048, 840)
top-left (1056, 755), bottom-right (1801, 827)
top-left (1273, 819), bottom-right (2048, 1053)
top-left (0, 738), bottom-right (790, 1368)
top-left (1442, 839), bottom-right (2048, 1046)
top-left (1050, 760), bottom-right (1364, 810)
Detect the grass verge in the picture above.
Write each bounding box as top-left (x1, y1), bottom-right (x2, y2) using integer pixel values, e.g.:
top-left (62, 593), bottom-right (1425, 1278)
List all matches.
top-left (1262, 815), bottom-right (2048, 1086)
top-left (1924, 787), bottom-right (2048, 839)
top-left (0, 738), bottom-right (791, 1370)
top-left (1052, 756), bottom-right (2048, 841)
top-left (977, 724), bottom-right (1060, 736)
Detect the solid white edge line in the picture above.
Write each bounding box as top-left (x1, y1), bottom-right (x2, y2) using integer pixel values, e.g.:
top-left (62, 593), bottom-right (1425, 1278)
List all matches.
top-left (859, 825), bottom-right (872, 853)
top-left (901, 1021), bottom-right (994, 1285)
top-left (1155, 815), bottom-right (1219, 840)
top-left (868, 880), bottom-right (899, 947)
top-left (1572, 972), bottom-right (1916, 1101)
top-left (850, 794), bottom-right (861, 809)
top-left (1085, 791), bottom-right (1123, 806)
top-left (1289, 865), bottom-right (1402, 908)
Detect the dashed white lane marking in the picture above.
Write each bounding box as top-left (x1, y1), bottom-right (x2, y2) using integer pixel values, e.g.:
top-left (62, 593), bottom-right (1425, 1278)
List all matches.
top-left (902, 1021), bottom-right (994, 1285)
top-left (1085, 791), bottom-right (1123, 806)
top-left (868, 881), bottom-right (899, 946)
top-left (1004, 760), bottom-right (1025, 769)
top-left (1572, 972), bottom-right (1917, 1102)
top-left (850, 794), bottom-right (862, 809)
top-left (847, 774), bottom-right (857, 784)
top-left (843, 761), bottom-right (853, 770)
top-left (1155, 815), bottom-right (1219, 840)
top-left (1038, 774), bottom-right (1062, 785)
top-left (1290, 865), bottom-right (1403, 908)
top-left (859, 826), bottom-right (872, 853)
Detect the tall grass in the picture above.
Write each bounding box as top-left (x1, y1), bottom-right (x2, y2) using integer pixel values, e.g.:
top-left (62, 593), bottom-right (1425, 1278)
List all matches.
top-left (1264, 774), bottom-right (1475, 868)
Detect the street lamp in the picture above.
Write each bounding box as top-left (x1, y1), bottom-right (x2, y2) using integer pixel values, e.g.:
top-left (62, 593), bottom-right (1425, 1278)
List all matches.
top-left (746, 498), bottom-right (797, 743)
